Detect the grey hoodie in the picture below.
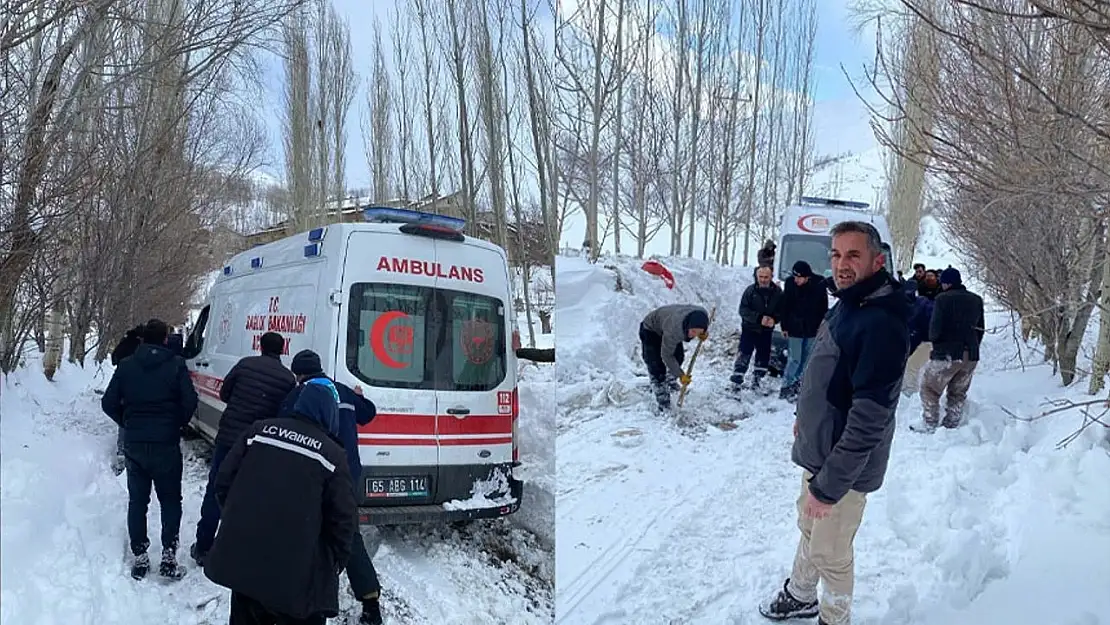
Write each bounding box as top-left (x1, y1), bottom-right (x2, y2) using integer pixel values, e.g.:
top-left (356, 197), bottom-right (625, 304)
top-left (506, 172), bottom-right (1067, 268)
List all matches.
top-left (641, 304), bottom-right (707, 377)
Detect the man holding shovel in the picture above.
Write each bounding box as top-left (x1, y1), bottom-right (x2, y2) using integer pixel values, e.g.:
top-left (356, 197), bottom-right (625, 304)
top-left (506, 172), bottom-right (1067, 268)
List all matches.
top-left (639, 304), bottom-right (711, 411)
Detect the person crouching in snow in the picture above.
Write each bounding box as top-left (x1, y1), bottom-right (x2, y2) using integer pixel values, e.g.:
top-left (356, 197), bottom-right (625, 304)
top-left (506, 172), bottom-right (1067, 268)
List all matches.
top-left (758, 221), bottom-right (909, 625)
top-left (639, 304), bottom-right (710, 410)
top-left (777, 261), bottom-right (828, 402)
top-left (730, 265), bottom-right (782, 393)
top-left (203, 382), bottom-right (356, 625)
top-left (280, 349), bottom-right (383, 625)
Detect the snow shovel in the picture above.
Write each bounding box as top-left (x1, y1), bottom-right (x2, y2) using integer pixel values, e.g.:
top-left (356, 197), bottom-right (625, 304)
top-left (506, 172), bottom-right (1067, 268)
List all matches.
top-left (676, 305), bottom-right (717, 409)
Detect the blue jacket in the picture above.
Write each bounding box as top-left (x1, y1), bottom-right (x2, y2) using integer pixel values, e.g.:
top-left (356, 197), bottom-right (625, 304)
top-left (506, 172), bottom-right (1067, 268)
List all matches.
top-left (279, 374), bottom-right (377, 492)
top-left (908, 295), bottom-right (936, 352)
top-left (792, 269), bottom-right (910, 503)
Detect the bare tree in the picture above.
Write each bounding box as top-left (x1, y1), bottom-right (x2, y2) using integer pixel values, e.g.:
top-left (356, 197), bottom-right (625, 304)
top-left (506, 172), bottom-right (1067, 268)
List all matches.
top-left (364, 18), bottom-right (393, 201)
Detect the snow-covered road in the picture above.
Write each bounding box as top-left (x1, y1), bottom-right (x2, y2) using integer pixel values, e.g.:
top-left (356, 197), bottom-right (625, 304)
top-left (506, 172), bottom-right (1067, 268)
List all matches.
top-left (554, 254), bottom-right (1110, 625)
top-left (1, 356), bottom-right (554, 625)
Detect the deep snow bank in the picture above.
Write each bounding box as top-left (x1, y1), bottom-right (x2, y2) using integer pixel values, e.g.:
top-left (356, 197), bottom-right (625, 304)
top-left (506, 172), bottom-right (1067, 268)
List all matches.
top-left (555, 254), bottom-right (756, 422)
top-left (555, 252), bottom-right (1110, 625)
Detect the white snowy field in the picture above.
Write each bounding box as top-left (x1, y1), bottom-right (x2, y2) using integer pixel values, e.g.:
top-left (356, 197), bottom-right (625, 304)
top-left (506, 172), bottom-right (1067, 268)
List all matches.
top-left (554, 253), bottom-right (1110, 625)
top-left (1, 315), bottom-right (554, 625)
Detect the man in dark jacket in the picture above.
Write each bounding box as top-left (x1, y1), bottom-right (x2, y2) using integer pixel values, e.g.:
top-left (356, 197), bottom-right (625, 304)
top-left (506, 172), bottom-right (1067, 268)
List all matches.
top-left (101, 318), bottom-right (199, 581)
top-left (917, 269), bottom-right (941, 299)
top-left (903, 263), bottom-right (925, 301)
top-left (279, 350), bottom-right (382, 625)
top-left (203, 383), bottom-right (357, 625)
top-left (639, 304), bottom-right (711, 410)
top-left (916, 267), bottom-right (985, 432)
top-left (759, 222), bottom-right (909, 625)
top-left (109, 323), bottom-right (146, 474)
top-left (191, 332), bottom-right (296, 567)
top-left (777, 261), bottom-right (829, 401)
top-left (730, 265), bottom-right (783, 392)
top-left (757, 239), bottom-right (777, 268)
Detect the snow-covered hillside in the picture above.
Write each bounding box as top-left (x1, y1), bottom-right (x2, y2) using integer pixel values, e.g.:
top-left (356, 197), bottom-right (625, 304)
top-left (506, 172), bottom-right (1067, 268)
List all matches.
top-left (1, 314), bottom-right (554, 624)
top-left (553, 253), bottom-right (1110, 625)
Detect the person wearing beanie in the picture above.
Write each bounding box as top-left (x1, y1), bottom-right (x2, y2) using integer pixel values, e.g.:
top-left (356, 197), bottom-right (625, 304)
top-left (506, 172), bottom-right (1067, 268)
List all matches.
top-left (101, 318), bottom-right (198, 581)
top-left (730, 265), bottom-right (783, 393)
top-left (203, 381), bottom-right (356, 625)
top-left (639, 304), bottom-right (711, 410)
top-left (776, 260), bottom-right (829, 401)
top-left (191, 332), bottom-right (296, 568)
top-left (278, 350), bottom-right (383, 625)
top-left (916, 265), bottom-right (985, 432)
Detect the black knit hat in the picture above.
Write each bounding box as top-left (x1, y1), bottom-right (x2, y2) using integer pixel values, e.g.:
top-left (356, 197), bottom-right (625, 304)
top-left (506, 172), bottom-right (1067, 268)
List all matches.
top-left (792, 260), bottom-right (813, 277)
top-left (683, 309), bottom-right (710, 333)
top-left (291, 349), bottom-right (323, 376)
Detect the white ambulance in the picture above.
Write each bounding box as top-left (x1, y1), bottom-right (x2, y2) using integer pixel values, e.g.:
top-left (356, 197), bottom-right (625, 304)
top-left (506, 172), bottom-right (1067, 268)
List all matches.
top-left (773, 196), bottom-right (898, 282)
top-left (768, 196), bottom-right (899, 373)
top-left (183, 206), bottom-right (524, 525)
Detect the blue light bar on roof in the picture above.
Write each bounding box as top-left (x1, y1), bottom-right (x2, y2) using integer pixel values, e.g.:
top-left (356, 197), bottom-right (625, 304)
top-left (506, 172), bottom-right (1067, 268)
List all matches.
top-left (304, 243), bottom-right (320, 258)
top-left (799, 196), bottom-right (870, 210)
top-left (307, 227), bottom-right (326, 242)
top-left (362, 205), bottom-right (466, 232)
top-left (223, 265), bottom-right (233, 276)
top-left (250, 257), bottom-right (263, 269)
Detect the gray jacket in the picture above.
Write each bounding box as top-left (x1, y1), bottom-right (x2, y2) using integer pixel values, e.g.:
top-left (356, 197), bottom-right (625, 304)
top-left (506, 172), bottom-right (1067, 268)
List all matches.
top-left (641, 304), bottom-right (706, 378)
top-left (791, 270), bottom-right (910, 504)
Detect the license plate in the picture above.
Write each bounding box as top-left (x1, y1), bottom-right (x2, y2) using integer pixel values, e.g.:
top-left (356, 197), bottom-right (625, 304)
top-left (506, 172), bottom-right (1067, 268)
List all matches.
top-left (366, 476), bottom-right (430, 499)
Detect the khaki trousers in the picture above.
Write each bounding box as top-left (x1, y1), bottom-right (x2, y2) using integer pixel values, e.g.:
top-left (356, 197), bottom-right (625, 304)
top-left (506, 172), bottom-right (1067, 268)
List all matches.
top-left (787, 471), bottom-right (868, 625)
top-left (901, 342), bottom-right (931, 394)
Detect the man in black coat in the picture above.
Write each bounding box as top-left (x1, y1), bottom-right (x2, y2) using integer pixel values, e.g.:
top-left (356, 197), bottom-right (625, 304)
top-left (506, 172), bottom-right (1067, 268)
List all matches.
top-left (730, 265), bottom-right (783, 391)
top-left (777, 260), bottom-right (829, 401)
top-left (109, 323), bottom-right (146, 474)
top-left (203, 383), bottom-right (357, 625)
top-left (278, 350), bottom-right (383, 625)
top-left (759, 222), bottom-right (909, 625)
top-left (191, 332), bottom-right (296, 566)
top-left (101, 318), bottom-right (199, 581)
top-left (916, 267), bottom-right (985, 432)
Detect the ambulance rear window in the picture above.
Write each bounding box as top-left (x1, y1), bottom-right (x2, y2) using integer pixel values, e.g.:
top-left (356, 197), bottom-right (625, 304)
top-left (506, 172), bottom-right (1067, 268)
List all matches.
top-left (345, 283), bottom-right (507, 391)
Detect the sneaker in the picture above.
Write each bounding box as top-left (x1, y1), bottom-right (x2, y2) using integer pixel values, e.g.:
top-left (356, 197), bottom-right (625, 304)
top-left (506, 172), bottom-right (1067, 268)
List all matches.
top-left (130, 552), bottom-right (150, 580)
top-left (360, 596), bottom-right (384, 625)
top-left (190, 542), bottom-right (207, 567)
top-left (757, 578), bottom-right (819, 621)
top-left (160, 546), bottom-right (187, 581)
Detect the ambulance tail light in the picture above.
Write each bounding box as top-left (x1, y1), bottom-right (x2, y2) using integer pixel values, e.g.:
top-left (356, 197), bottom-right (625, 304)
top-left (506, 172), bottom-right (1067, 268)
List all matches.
top-left (511, 387), bottom-right (520, 466)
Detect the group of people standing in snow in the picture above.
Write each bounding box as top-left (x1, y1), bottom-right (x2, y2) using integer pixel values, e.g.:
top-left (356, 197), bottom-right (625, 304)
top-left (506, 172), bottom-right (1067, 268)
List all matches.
top-left (638, 221), bottom-right (986, 625)
top-left (102, 322), bottom-right (384, 625)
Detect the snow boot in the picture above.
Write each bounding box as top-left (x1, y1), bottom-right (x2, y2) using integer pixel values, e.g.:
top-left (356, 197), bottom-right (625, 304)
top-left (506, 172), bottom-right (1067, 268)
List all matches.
top-left (909, 420), bottom-right (937, 434)
top-left (758, 578), bottom-right (819, 621)
top-left (160, 545), bottom-right (187, 581)
top-left (190, 542), bottom-right (207, 567)
top-left (130, 550), bottom-right (150, 580)
top-left (360, 595), bottom-right (384, 625)
top-left (651, 380), bottom-right (672, 411)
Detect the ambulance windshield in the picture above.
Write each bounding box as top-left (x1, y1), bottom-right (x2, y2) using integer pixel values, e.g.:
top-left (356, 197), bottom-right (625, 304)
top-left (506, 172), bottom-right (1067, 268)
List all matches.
top-left (779, 234), bottom-right (893, 281)
top-left (779, 234), bottom-right (832, 281)
top-left (344, 283), bottom-right (507, 391)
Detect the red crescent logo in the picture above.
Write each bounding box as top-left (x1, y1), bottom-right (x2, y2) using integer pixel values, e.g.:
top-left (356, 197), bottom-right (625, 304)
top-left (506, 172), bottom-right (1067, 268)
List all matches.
top-left (369, 311), bottom-right (411, 369)
top-left (797, 214), bottom-right (830, 233)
